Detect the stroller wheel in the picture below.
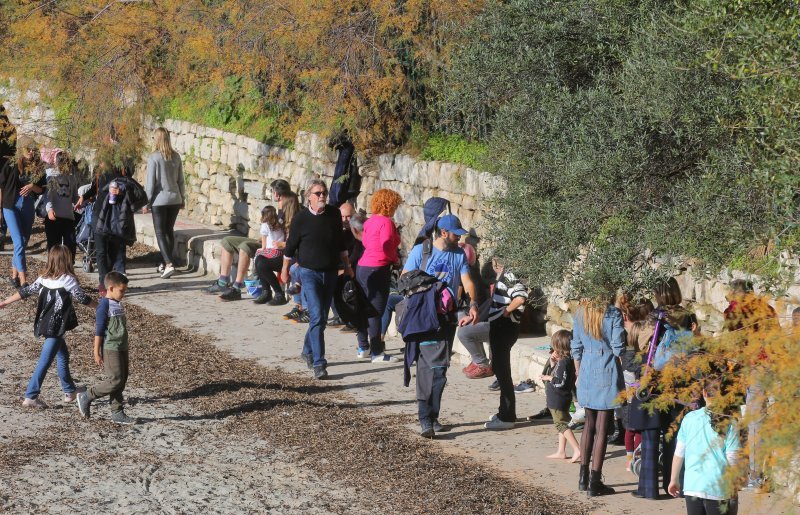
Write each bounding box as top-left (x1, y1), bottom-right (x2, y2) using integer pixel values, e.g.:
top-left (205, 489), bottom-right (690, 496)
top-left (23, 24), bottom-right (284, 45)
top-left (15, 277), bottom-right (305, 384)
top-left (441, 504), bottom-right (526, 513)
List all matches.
top-left (83, 258), bottom-right (93, 273)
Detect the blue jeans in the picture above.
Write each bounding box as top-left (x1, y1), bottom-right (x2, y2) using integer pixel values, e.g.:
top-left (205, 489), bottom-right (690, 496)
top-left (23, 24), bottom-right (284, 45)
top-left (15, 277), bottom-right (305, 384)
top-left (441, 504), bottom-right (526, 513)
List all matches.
top-left (298, 267), bottom-right (338, 368)
top-left (3, 194), bottom-right (35, 272)
top-left (25, 337), bottom-right (76, 399)
top-left (290, 262), bottom-right (308, 307)
top-left (746, 384), bottom-right (765, 479)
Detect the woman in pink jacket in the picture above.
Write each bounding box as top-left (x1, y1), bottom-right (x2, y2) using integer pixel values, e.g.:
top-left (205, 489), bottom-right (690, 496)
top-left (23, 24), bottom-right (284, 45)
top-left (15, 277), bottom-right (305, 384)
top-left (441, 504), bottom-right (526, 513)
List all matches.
top-left (357, 188), bottom-right (402, 363)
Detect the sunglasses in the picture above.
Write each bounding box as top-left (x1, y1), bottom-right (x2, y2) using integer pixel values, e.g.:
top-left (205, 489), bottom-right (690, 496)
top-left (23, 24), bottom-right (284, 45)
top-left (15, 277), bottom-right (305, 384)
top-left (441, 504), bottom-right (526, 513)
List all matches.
top-left (310, 191), bottom-right (328, 197)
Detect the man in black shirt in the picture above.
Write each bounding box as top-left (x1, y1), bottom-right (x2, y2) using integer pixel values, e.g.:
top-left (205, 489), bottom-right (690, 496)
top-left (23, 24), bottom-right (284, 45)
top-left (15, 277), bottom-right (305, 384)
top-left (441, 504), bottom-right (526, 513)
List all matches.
top-left (281, 179), bottom-right (353, 379)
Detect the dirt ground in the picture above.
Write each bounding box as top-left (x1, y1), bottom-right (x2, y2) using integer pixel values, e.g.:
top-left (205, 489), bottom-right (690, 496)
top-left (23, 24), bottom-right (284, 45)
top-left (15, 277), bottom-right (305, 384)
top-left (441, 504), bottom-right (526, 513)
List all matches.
top-left (0, 226), bottom-right (578, 514)
top-left (0, 223), bottom-right (794, 514)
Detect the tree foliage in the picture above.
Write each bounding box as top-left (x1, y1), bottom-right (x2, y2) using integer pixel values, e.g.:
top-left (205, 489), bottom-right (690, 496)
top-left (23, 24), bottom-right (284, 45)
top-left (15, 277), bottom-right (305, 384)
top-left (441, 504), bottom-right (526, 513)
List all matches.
top-left (0, 0), bottom-right (484, 150)
top-left (443, 0), bottom-right (799, 297)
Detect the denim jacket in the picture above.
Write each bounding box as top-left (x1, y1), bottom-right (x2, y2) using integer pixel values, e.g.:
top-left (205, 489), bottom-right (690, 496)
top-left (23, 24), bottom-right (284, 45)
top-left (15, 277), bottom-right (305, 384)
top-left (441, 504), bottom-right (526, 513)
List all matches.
top-left (571, 305), bottom-right (625, 410)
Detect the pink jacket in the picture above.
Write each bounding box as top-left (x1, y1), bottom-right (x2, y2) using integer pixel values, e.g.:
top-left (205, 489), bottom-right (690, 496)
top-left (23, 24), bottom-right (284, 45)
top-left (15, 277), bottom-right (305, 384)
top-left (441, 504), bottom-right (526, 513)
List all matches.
top-left (358, 215), bottom-right (400, 267)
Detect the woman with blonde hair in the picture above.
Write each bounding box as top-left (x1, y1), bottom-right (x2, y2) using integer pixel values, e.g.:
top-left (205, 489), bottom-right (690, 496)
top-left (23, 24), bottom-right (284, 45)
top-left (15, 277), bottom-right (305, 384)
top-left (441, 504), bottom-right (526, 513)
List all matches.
top-left (571, 296), bottom-right (625, 497)
top-left (356, 188), bottom-right (403, 362)
top-left (145, 127), bottom-right (184, 279)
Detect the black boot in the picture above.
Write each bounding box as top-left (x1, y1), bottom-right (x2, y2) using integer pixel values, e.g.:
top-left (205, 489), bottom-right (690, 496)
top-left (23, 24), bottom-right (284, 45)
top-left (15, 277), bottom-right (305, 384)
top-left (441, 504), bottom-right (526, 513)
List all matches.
top-left (587, 470), bottom-right (615, 497)
top-left (578, 464), bottom-right (589, 492)
top-left (607, 418), bottom-right (624, 446)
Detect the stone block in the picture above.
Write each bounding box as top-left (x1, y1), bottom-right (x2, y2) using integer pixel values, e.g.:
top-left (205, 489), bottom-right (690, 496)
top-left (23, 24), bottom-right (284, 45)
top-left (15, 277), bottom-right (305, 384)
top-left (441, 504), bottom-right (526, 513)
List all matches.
top-left (199, 138), bottom-right (212, 160)
top-left (237, 148), bottom-right (251, 170)
top-left (462, 168), bottom-right (480, 197)
top-left (194, 161), bottom-right (207, 180)
top-left (246, 137), bottom-right (259, 155)
top-left (709, 281), bottom-right (730, 308)
top-left (221, 131), bottom-right (236, 145)
top-left (210, 139), bottom-right (221, 162)
top-left (377, 154), bottom-right (397, 181)
top-left (223, 143), bottom-right (236, 169)
top-left (214, 174), bottom-right (234, 194)
top-left (243, 180), bottom-right (265, 199)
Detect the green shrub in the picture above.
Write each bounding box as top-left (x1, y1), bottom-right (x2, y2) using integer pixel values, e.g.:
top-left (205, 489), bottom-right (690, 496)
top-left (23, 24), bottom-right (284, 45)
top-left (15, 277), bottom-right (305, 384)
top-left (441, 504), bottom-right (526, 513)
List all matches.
top-left (441, 0), bottom-right (794, 298)
top-left (156, 76), bottom-right (291, 147)
top-left (419, 133), bottom-right (487, 169)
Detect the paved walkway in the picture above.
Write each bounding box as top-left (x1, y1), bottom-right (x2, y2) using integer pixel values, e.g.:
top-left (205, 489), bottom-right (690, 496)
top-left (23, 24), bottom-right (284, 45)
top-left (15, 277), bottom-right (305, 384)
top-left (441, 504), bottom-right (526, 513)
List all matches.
top-left (124, 213), bottom-right (792, 514)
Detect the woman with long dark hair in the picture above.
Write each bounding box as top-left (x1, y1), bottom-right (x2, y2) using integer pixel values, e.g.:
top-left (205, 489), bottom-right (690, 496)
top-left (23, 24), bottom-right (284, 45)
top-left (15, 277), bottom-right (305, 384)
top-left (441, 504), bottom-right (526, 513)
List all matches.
top-left (571, 297), bottom-right (625, 497)
top-left (145, 127), bottom-right (184, 279)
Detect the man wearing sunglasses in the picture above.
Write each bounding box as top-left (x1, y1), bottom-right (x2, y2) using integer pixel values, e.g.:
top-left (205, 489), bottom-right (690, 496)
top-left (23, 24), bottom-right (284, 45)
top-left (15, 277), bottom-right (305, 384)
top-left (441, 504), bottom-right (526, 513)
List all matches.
top-left (281, 179), bottom-right (353, 379)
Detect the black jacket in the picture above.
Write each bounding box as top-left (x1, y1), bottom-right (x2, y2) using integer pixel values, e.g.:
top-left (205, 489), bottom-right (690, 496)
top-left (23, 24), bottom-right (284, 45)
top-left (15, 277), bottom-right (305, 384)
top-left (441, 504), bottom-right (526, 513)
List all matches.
top-left (94, 182), bottom-right (137, 245)
top-left (545, 358), bottom-right (575, 411)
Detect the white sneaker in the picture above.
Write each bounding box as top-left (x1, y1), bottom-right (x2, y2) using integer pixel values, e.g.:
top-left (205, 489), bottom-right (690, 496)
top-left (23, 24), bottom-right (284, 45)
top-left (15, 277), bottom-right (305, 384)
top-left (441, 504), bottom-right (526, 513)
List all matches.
top-left (160, 265), bottom-right (175, 279)
top-left (63, 392), bottom-right (77, 403)
top-left (371, 353), bottom-right (398, 364)
top-left (22, 397), bottom-right (48, 409)
top-left (484, 414), bottom-right (515, 430)
top-left (357, 349), bottom-right (370, 359)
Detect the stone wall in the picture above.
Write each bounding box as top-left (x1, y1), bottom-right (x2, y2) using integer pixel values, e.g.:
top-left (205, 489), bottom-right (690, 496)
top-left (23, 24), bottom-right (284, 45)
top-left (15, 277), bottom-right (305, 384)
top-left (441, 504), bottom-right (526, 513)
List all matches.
top-left (5, 85), bottom-right (798, 332)
top-left (1, 85), bottom-right (59, 143)
top-left (0, 83), bottom-right (95, 168)
top-left (139, 117), bottom-right (502, 252)
top-left (545, 264), bottom-right (800, 336)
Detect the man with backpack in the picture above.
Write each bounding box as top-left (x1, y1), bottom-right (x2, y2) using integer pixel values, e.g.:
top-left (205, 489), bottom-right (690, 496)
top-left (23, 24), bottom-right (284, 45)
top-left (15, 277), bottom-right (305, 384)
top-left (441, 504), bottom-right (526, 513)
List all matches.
top-left (400, 213), bottom-right (479, 437)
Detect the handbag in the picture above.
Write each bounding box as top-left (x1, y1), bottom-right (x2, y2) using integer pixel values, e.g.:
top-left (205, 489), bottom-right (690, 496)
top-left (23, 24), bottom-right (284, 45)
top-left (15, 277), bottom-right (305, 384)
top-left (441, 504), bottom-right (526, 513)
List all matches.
top-left (34, 191), bottom-right (48, 219)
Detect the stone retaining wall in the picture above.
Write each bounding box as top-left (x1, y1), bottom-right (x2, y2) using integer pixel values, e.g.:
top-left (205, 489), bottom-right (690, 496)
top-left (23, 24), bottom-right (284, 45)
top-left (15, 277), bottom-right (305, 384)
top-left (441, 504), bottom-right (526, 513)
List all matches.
top-left (139, 117), bottom-right (502, 253)
top-left (545, 265), bottom-right (800, 335)
top-left (4, 85), bottom-right (798, 333)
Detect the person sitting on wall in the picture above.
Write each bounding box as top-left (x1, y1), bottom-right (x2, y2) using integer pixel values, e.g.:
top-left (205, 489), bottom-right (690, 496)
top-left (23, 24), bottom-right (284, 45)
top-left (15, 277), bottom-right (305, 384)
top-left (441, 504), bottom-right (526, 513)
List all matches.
top-left (205, 179), bottom-right (296, 300)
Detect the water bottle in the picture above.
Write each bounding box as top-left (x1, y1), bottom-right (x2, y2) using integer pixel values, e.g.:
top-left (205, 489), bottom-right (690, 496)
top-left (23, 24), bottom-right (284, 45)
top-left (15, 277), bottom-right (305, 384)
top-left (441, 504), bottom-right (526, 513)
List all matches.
top-left (108, 181), bottom-right (118, 204)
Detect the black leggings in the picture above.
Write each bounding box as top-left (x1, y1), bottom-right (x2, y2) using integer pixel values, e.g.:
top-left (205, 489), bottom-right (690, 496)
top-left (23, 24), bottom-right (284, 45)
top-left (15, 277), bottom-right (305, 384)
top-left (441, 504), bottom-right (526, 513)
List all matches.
top-left (489, 316), bottom-right (520, 422)
top-left (254, 254), bottom-right (283, 294)
top-left (581, 408), bottom-right (613, 472)
top-left (151, 205), bottom-right (180, 265)
top-left (45, 217), bottom-right (76, 260)
top-left (685, 497), bottom-right (737, 515)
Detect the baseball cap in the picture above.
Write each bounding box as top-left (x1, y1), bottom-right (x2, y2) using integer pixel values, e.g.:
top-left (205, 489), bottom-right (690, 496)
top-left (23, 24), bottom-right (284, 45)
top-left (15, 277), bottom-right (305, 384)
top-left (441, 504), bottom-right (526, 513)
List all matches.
top-left (437, 214), bottom-right (467, 235)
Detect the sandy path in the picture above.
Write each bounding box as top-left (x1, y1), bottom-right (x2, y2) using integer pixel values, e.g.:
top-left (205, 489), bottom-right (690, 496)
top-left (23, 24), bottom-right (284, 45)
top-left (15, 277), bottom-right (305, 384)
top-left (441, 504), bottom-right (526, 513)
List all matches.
top-left (0, 231), bottom-right (579, 514)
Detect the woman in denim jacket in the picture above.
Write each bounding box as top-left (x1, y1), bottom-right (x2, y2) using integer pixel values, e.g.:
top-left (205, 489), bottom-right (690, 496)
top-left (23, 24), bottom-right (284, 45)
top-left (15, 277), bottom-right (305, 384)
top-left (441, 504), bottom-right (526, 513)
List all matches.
top-left (571, 299), bottom-right (625, 497)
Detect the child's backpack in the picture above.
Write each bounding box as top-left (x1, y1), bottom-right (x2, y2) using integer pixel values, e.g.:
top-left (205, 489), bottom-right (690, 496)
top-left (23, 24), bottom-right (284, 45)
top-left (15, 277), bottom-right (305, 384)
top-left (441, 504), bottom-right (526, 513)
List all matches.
top-left (653, 321), bottom-right (695, 371)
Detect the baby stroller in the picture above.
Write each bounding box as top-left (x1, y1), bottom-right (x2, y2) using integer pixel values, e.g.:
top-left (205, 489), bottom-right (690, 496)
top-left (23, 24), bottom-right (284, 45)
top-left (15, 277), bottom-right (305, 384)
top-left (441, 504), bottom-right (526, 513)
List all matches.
top-left (75, 186), bottom-right (96, 273)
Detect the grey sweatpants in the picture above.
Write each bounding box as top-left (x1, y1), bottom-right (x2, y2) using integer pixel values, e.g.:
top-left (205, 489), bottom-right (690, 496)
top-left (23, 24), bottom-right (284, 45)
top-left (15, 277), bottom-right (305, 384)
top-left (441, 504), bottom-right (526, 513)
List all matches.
top-left (457, 321), bottom-right (490, 365)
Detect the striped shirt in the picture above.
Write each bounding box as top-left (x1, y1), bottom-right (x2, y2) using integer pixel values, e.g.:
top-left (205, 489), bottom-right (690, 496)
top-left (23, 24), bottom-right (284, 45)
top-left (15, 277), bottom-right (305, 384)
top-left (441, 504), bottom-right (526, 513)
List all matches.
top-left (487, 270), bottom-right (529, 323)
